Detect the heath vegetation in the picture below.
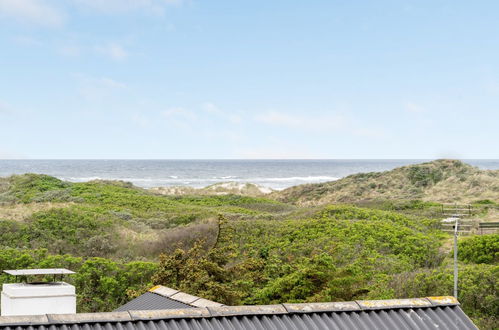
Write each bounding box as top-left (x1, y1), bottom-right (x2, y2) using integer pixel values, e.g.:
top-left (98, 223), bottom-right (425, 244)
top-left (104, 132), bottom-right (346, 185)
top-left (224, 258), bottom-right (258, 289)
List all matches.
top-left (0, 160), bottom-right (497, 328)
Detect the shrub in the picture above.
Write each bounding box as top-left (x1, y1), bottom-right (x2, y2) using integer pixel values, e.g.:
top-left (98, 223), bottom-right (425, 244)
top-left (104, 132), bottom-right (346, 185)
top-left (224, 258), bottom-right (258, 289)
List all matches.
top-left (408, 167), bottom-right (443, 187)
top-left (459, 235), bottom-right (499, 264)
top-left (377, 264), bottom-right (498, 329)
top-left (7, 174), bottom-right (71, 203)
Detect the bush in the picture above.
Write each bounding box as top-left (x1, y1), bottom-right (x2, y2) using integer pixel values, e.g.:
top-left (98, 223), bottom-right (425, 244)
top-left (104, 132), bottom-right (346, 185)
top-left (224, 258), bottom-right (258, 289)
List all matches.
top-left (459, 235), bottom-right (499, 264)
top-left (408, 167), bottom-right (443, 187)
top-left (7, 174), bottom-right (71, 203)
top-left (376, 264), bottom-right (498, 329)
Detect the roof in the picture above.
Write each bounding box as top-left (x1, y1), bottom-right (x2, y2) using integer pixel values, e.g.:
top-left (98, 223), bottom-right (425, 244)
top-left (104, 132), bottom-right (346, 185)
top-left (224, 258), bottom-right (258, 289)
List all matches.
top-left (3, 269), bottom-right (75, 276)
top-left (114, 285), bottom-right (224, 311)
top-left (115, 292), bottom-right (193, 311)
top-left (0, 296), bottom-right (477, 330)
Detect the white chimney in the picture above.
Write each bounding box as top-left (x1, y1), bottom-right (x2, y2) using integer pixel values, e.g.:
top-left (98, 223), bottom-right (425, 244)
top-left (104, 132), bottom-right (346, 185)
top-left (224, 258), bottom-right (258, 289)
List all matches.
top-left (1, 269), bottom-right (76, 316)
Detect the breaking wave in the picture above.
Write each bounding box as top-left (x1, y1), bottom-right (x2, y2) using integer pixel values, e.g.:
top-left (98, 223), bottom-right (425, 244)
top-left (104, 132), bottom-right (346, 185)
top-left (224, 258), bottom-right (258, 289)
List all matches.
top-left (60, 175), bottom-right (339, 189)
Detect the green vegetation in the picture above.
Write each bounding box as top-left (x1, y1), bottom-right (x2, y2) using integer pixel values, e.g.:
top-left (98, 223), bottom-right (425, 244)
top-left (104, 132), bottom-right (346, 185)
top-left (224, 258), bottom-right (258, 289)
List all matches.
top-left (377, 263), bottom-right (498, 329)
top-left (0, 161), bottom-right (497, 328)
top-left (0, 248), bottom-right (157, 312)
top-left (275, 159), bottom-right (499, 205)
top-left (211, 206), bottom-right (442, 305)
top-left (459, 234), bottom-right (499, 264)
top-left (0, 174), bottom-right (288, 259)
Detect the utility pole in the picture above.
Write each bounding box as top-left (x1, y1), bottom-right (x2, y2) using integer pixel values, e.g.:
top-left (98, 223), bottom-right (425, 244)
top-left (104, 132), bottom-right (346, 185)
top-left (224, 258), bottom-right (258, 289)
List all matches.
top-left (453, 217), bottom-right (459, 298)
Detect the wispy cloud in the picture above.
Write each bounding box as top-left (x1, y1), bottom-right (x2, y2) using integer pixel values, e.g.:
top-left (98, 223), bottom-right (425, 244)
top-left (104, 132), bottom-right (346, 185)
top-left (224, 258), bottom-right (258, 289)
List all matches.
top-left (0, 148), bottom-right (27, 159)
top-left (237, 140), bottom-right (320, 159)
top-left (353, 127), bottom-right (386, 138)
top-left (73, 0), bottom-right (184, 15)
top-left (12, 35), bottom-right (43, 46)
top-left (238, 149), bottom-right (318, 159)
top-left (161, 107), bottom-right (197, 130)
top-left (0, 100), bottom-right (17, 116)
top-left (484, 80), bottom-right (499, 94)
top-left (202, 102), bottom-right (243, 124)
top-left (202, 102), bottom-right (222, 115)
top-left (131, 113), bottom-right (150, 128)
top-left (95, 42), bottom-right (129, 61)
top-left (162, 107), bottom-right (197, 120)
top-left (405, 102), bottom-right (426, 114)
top-left (59, 45), bottom-right (81, 57)
top-left (255, 111), bottom-right (346, 131)
top-left (0, 0), bottom-right (65, 27)
top-left (255, 109), bottom-right (388, 139)
top-left (75, 74), bottom-right (127, 101)
top-left (0, 101), bottom-right (9, 114)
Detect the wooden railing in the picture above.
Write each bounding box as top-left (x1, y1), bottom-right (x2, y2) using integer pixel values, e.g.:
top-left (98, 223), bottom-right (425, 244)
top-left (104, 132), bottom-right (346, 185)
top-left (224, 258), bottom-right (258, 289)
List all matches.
top-left (441, 204), bottom-right (473, 217)
top-left (478, 222), bottom-right (499, 234)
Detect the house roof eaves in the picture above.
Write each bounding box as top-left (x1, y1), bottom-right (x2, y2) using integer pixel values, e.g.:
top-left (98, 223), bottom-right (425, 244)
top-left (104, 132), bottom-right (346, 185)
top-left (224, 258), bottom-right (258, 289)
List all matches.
top-left (0, 296), bottom-right (461, 326)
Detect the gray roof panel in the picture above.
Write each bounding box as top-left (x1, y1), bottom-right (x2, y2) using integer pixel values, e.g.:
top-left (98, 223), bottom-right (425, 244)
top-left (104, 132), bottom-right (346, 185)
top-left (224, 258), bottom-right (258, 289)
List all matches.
top-left (0, 296), bottom-right (478, 330)
top-left (114, 292), bottom-right (193, 312)
top-left (114, 286), bottom-right (223, 312)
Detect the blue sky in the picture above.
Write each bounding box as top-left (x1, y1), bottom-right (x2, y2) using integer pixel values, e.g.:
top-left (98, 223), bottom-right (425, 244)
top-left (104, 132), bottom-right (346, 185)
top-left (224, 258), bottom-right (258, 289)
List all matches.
top-left (0, 0), bottom-right (498, 159)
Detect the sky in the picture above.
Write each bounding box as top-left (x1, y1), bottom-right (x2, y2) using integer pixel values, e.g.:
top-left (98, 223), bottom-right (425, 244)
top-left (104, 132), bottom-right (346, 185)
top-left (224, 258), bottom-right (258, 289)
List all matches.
top-left (0, 0), bottom-right (498, 159)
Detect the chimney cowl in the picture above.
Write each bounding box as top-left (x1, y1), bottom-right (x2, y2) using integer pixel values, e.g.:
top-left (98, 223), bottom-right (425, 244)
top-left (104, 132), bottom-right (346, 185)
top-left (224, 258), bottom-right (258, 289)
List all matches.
top-left (1, 268), bottom-right (76, 316)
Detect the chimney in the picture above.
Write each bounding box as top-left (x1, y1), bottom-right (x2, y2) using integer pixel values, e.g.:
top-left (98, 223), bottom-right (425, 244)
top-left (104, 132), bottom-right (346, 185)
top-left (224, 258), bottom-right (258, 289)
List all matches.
top-left (1, 269), bottom-right (76, 316)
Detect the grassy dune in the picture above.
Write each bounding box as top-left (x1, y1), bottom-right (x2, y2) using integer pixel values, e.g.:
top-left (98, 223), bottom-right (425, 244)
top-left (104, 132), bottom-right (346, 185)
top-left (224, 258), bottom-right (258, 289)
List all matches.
top-left (275, 159), bottom-right (499, 205)
top-left (0, 174), bottom-right (290, 259)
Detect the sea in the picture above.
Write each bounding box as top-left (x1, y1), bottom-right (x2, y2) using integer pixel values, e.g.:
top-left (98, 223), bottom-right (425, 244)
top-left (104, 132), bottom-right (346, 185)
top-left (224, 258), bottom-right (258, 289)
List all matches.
top-left (0, 159), bottom-right (498, 190)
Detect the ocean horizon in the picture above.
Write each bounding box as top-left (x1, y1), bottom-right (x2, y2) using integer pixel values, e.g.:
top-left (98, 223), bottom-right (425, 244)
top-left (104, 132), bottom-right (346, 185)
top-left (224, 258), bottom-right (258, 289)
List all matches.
top-left (1, 159), bottom-right (498, 190)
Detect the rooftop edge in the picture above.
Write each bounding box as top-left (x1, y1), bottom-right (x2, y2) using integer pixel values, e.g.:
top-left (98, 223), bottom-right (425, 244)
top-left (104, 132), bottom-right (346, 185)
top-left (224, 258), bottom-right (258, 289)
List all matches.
top-left (0, 296), bottom-right (459, 326)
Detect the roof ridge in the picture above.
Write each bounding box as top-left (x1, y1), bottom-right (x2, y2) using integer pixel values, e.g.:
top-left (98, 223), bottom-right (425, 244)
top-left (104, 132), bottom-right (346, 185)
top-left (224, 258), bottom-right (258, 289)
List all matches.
top-left (0, 296), bottom-right (459, 326)
top-left (149, 285), bottom-right (224, 308)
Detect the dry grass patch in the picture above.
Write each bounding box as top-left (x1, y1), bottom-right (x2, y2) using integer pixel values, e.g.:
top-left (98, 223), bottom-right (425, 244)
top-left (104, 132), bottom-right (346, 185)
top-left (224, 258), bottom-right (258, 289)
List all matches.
top-left (0, 202), bottom-right (75, 221)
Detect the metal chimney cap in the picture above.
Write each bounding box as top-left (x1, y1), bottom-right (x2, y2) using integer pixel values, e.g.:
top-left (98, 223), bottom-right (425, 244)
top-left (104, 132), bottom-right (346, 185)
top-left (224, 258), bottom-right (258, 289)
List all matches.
top-left (3, 269), bottom-right (75, 276)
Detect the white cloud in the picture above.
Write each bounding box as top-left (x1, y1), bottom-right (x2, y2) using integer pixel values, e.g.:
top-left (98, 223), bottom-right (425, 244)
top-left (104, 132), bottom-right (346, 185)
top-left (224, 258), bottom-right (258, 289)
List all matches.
top-left (256, 111), bottom-right (302, 127)
top-left (99, 77), bottom-right (127, 89)
top-left (0, 100), bottom-right (16, 115)
top-left (484, 81), bottom-right (499, 94)
top-left (0, 0), bottom-right (65, 26)
top-left (161, 107), bottom-right (197, 130)
top-left (404, 102), bottom-right (435, 129)
top-left (12, 35), bottom-right (43, 46)
top-left (237, 146), bottom-right (318, 159)
top-left (162, 107), bottom-right (197, 120)
top-left (95, 43), bottom-right (129, 61)
top-left (228, 114), bottom-right (242, 124)
top-left (131, 113), bottom-right (150, 127)
top-left (202, 102), bottom-right (222, 115)
top-left (353, 127), bottom-right (386, 138)
top-left (75, 74), bottom-right (127, 101)
top-left (73, 0), bottom-right (183, 14)
top-left (59, 45), bottom-right (81, 56)
top-left (0, 148), bottom-right (26, 159)
top-left (0, 101), bottom-right (8, 113)
top-left (160, 103), bottom-right (244, 133)
top-left (202, 102), bottom-right (243, 124)
top-left (255, 110), bottom-right (388, 139)
top-left (405, 102), bottom-right (426, 113)
top-left (255, 111), bottom-right (346, 131)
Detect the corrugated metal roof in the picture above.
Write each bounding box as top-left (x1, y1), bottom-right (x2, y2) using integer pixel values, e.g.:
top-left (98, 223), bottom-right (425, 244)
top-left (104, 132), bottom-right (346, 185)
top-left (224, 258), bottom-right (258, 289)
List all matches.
top-left (114, 286), bottom-right (224, 311)
top-left (0, 296), bottom-right (478, 329)
top-left (114, 292), bottom-right (193, 311)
